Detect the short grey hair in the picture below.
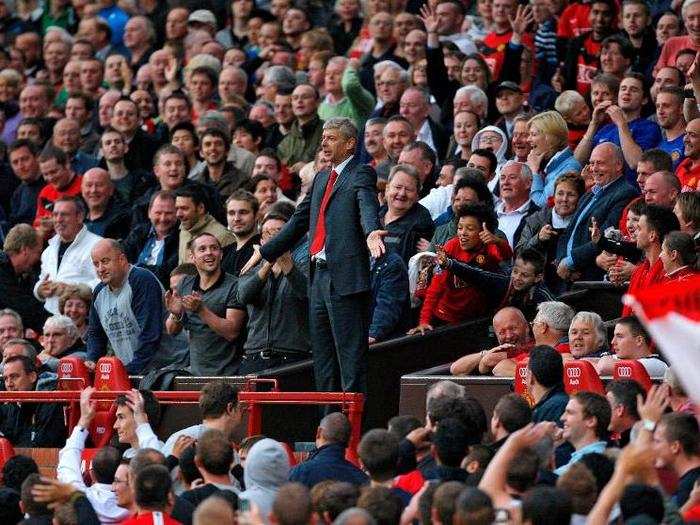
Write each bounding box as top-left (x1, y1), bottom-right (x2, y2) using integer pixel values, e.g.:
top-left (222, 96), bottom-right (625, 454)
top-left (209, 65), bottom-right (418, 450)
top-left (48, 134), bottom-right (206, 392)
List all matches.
top-left (264, 65), bottom-right (297, 92)
top-left (334, 508), bottom-right (376, 525)
top-left (388, 163), bottom-right (422, 192)
top-left (323, 117), bottom-right (358, 140)
top-left (186, 53), bottom-right (221, 76)
top-left (365, 117), bottom-right (387, 128)
top-left (130, 15), bottom-right (156, 44)
top-left (328, 56), bottom-right (349, 69)
top-left (455, 85), bottom-right (488, 117)
top-left (535, 301), bottom-right (575, 334)
top-left (374, 60), bottom-right (409, 84)
top-left (502, 160), bottom-right (533, 181)
top-left (1, 338), bottom-right (36, 359)
top-left (570, 311), bottom-right (606, 347)
top-left (593, 142), bottom-right (624, 165)
top-left (426, 380), bottom-right (465, 405)
top-left (555, 90), bottom-right (586, 118)
top-left (44, 26), bottom-right (74, 46)
top-left (405, 85), bottom-right (431, 105)
top-left (43, 315), bottom-right (79, 343)
top-left (251, 100), bottom-right (274, 118)
top-left (0, 309), bottom-right (23, 331)
top-left (222, 65), bottom-right (248, 84)
top-left (682, 0), bottom-right (700, 19)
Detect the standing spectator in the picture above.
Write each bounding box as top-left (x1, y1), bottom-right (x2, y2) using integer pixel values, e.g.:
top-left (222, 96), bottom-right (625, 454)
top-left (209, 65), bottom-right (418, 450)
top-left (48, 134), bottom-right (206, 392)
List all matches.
top-left (556, 143), bottom-right (638, 282)
top-left (242, 117), bottom-right (384, 394)
top-left (527, 345), bottom-right (568, 423)
top-left (676, 118), bottom-right (700, 191)
top-left (378, 164), bottom-right (434, 263)
top-left (86, 239), bottom-right (164, 375)
top-left (495, 161), bottom-right (540, 250)
top-left (555, 392), bottom-right (611, 475)
top-left (0, 355), bottom-right (66, 447)
top-left (176, 187), bottom-right (236, 264)
top-left (33, 197), bottom-right (102, 315)
top-left (122, 465), bottom-right (179, 525)
top-left (166, 233), bottom-right (246, 376)
top-left (8, 140), bottom-right (45, 227)
top-left (359, 12), bottom-right (408, 94)
top-left (222, 190), bottom-right (261, 276)
top-left (237, 212), bottom-right (310, 373)
top-left (604, 379), bottom-right (646, 448)
top-left (277, 84), bottom-right (324, 171)
top-left (81, 168), bottom-right (131, 239)
top-left (655, 87), bottom-right (686, 169)
top-left (0, 224), bottom-right (47, 332)
top-left (319, 57), bottom-right (375, 130)
top-left (33, 147), bottom-right (82, 236)
top-left (289, 413), bottom-right (369, 487)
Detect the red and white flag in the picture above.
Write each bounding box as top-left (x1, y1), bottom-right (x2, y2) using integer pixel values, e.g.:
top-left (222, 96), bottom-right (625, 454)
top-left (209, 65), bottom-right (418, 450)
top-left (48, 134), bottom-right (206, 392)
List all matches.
top-left (623, 276), bottom-right (700, 402)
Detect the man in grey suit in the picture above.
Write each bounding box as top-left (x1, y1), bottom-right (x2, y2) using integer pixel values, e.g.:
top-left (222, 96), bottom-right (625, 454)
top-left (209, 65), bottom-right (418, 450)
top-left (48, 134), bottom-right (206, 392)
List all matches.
top-left (242, 117), bottom-right (388, 394)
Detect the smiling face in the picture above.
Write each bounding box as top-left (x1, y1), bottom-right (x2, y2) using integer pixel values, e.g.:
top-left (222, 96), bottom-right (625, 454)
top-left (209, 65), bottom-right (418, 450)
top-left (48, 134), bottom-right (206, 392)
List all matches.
top-left (155, 152), bottom-right (186, 190)
top-left (553, 180), bottom-right (580, 217)
top-left (561, 398), bottom-right (590, 444)
top-left (114, 404), bottom-right (137, 444)
top-left (82, 169), bottom-right (114, 211)
top-left (190, 234), bottom-right (223, 274)
top-left (453, 111), bottom-right (480, 147)
top-left (386, 171), bottom-right (419, 215)
top-left (456, 215), bottom-right (482, 251)
top-left (63, 298), bottom-right (89, 327)
top-left (510, 258), bottom-right (541, 291)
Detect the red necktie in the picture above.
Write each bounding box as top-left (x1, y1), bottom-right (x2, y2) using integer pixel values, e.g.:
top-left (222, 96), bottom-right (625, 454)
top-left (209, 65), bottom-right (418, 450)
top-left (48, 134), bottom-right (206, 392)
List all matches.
top-left (310, 169), bottom-right (339, 255)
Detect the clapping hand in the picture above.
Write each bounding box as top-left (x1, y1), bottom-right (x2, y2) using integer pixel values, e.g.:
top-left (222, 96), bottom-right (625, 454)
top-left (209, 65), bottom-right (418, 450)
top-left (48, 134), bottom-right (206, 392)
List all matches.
top-left (182, 291), bottom-right (203, 313)
top-left (165, 289), bottom-right (184, 316)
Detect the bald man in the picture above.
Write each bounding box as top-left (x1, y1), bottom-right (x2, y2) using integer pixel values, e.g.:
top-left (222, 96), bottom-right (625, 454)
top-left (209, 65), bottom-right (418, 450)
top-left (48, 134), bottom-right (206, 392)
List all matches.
top-left (644, 171), bottom-right (680, 208)
top-left (86, 239), bottom-right (164, 374)
top-left (450, 307), bottom-right (531, 377)
top-left (82, 168), bottom-right (131, 238)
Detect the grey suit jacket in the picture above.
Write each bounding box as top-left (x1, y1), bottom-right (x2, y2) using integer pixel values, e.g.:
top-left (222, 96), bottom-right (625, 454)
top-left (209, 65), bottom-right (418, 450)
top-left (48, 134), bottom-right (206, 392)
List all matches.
top-left (260, 156), bottom-right (380, 296)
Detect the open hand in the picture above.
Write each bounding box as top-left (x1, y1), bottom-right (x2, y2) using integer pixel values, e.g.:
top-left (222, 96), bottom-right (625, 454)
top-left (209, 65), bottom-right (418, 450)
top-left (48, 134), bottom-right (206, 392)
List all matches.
top-left (509, 4), bottom-right (534, 38)
top-left (240, 246), bottom-right (262, 275)
top-left (419, 3), bottom-right (439, 33)
top-left (31, 478), bottom-right (77, 510)
top-left (367, 230), bottom-right (388, 258)
top-left (407, 323), bottom-right (433, 336)
top-left (125, 389), bottom-right (148, 425)
top-left (78, 386), bottom-right (96, 427)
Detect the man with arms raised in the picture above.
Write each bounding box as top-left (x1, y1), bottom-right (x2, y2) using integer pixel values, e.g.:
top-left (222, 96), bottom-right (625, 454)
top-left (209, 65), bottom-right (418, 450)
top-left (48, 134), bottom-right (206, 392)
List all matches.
top-left (242, 117), bottom-right (385, 394)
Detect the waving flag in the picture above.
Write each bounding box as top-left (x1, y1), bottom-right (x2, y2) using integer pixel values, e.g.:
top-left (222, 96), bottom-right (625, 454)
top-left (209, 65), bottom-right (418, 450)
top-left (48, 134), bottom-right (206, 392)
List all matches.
top-left (623, 276), bottom-right (700, 402)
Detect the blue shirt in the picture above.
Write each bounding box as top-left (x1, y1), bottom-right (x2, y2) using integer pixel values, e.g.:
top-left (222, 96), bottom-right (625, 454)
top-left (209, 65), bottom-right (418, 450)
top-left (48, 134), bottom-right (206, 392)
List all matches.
top-left (656, 133), bottom-right (685, 169)
top-left (593, 118), bottom-right (662, 186)
top-left (554, 440), bottom-right (607, 476)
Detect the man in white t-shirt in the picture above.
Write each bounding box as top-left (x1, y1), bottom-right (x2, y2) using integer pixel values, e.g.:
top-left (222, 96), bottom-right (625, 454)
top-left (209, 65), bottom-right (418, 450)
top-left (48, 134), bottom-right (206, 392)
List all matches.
top-left (596, 316), bottom-right (668, 377)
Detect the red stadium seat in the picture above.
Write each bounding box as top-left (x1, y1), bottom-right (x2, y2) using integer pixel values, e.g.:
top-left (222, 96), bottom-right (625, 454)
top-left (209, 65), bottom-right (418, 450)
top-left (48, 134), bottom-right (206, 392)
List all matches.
top-left (613, 360), bottom-right (653, 391)
top-left (57, 357), bottom-right (92, 434)
top-left (563, 360), bottom-right (605, 395)
top-left (513, 357), bottom-right (535, 406)
top-left (90, 358), bottom-right (132, 447)
top-left (0, 438), bottom-right (15, 472)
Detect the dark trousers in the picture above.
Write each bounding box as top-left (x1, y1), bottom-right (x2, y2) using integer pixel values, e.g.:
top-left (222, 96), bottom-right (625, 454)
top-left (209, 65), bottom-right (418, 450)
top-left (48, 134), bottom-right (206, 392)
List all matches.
top-left (309, 266), bottom-right (369, 393)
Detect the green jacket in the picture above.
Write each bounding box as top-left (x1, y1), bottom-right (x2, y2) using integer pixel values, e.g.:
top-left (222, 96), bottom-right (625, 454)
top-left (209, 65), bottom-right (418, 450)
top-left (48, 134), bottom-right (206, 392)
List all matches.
top-left (277, 115), bottom-right (324, 167)
top-left (318, 66), bottom-right (376, 130)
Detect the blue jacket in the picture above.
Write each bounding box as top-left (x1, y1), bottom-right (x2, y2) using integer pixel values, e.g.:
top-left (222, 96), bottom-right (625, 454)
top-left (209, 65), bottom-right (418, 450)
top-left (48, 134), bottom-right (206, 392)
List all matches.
top-left (556, 176), bottom-right (639, 280)
top-left (369, 253), bottom-right (410, 341)
top-left (288, 443), bottom-right (369, 487)
top-left (530, 147), bottom-right (581, 207)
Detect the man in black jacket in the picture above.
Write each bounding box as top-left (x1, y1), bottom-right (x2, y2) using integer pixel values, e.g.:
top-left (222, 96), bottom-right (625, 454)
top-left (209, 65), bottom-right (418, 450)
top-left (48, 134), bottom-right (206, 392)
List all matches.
top-left (0, 356), bottom-right (66, 447)
top-left (0, 224), bottom-right (47, 333)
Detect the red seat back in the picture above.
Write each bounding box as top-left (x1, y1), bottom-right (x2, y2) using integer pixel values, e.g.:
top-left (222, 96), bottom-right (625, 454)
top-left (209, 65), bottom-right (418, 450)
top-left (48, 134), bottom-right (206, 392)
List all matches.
top-left (513, 357), bottom-right (535, 406)
top-left (563, 360), bottom-right (605, 395)
top-left (0, 438), bottom-right (15, 472)
top-left (90, 358), bottom-right (131, 447)
top-left (613, 360), bottom-right (653, 391)
top-left (57, 357), bottom-right (93, 434)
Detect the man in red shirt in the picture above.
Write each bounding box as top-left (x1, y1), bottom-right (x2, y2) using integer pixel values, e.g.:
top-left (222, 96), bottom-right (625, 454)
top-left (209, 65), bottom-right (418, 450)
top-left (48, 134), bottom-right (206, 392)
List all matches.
top-left (121, 464), bottom-right (181, 525)
top-left (34, 147), bottom-right (82, 238)
top-left (482, 0), bottom-right (534, 80)
top-left (622, 205), bottom-right (680, 316)
top-left (676, 118), bottom-right (700, 191)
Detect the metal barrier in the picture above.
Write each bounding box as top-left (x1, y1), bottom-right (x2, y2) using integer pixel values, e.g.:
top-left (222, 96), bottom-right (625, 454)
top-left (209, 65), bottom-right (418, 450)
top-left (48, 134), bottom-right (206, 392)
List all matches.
top-left (238, 391), bottom-right (365, 465)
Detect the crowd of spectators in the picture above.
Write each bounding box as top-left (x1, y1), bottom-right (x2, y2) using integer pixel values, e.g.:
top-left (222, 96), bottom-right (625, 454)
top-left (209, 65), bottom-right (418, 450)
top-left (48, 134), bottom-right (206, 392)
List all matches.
top-left (0, 0), bottom-right (698, 522)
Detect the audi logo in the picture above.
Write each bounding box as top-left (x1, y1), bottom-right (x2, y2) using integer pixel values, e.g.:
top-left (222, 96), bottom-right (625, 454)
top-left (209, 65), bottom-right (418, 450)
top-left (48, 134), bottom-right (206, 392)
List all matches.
top-left (567, 367), bottom-right (582, 379)
top-left (618, 366), bottom-right (632, 378)
top-left (99, 363), bottom-right (112, 374)
top-left (60, 363), bottom-right (73, 374)
top-left (96, 426), bottom-right (105, 434)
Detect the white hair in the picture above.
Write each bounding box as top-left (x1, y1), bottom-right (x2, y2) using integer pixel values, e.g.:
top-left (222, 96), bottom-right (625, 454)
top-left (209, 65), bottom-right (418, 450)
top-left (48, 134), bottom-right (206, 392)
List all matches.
top-left (502, 160), bottom-right (533, 181)
top-left (44, 315), bottom-right (79, 343)
top-left (455, 85), bottom-right (488, 118)
top-left (570, 311), bottom-right (606, 347)
top-left (323, 117), bottom-right (358, 139)
top-left (373, 60), bottom-right (409, 84)
top-left (535, 301), bottom-right (575, 333)
top-left (682, 0), bottom-right (700, 19)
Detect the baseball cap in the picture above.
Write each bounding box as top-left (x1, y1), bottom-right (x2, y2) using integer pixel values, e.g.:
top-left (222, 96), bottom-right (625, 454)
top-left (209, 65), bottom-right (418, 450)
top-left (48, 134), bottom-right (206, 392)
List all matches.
top-left (495, 81), bottom-right (522, 95)
top-left (188, 10), bottom-right (217, 27)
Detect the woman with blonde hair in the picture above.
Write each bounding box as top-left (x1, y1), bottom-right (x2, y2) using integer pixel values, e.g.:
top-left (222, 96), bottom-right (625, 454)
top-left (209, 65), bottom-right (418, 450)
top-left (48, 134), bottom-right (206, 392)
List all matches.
top-left (58, 284), bottom-right (92, 343)
top-left (526, 110), bottom-right (581, 207)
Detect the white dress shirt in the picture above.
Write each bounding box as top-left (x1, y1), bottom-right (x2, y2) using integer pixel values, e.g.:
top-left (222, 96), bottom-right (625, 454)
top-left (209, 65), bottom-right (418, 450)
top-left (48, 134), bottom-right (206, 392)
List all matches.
top-left (315, 155), bottom-right (354, 261)
top-left (496, 199), bottom-right (532, 249)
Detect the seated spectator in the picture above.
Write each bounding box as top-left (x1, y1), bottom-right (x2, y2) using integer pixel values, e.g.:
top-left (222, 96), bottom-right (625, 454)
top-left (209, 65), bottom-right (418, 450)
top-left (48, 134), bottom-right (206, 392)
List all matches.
top-left (122, 465), bottom-right (180, 525)
top-left (239, 438), bottom-right (290, 521)
top-left (554, 91), bottom-right (590, 152)
top-left (621, 204), bottom-right (680, 316)
top-left (516, 173), bottom-right (585, 292)
top-left (605, 379), bottom-right (646, 448)
top-left (165, 233), bottom-right (246, 376)
top-left (86, 239), bottom-right (164, 375)
top-left (289, 413), bottom-right (368, 488)
top-left (531, 301), bottom-right (575, 353)
top-left (0, 355), bottom-right (66, 447)
top-left (33, 197), bottom-right (102, 315)
top-left (676, 118), bottom-right (700, 192)
top-left (176, 186), bottom-right (236, 264)
top-left (449, 307), bottom-right (531, 377)
top-left (19, 473), bottom-right (53, 524)
top-left (527, 345), bottom-right (569, 423)
top-left (271, 483), bottom-right (313, 525)
top-left (489, 393), bottom-right (532, 452)
top-left (2, 455), bottom-right (39, 493)
top-left (643, 170), bottom-right (680, 209)
top-left (237, 212), bottom-right (310, 373)
top-left (555, 392), bottom-right (611, 475)
top-left (100, 127), bottom-right (154, 204)
top-left (111, 389), bottom-right (163, 459)
top-left (526, 111), bottom-right (582, 208)
top-left (368, 252), bottom-right (410, 344)
top-left (57, 387), bottom-right (128, 524)
top-left (81, 167), bottom-right (131, 239)
top-left (357, 429), bottom-right (411, 505)
top-left (596, 316), bottom-right (669, 377)
top-left (495, 161), bottom-right (540, 250)
top-left (57, 284), bottom-right (91, 344)
top-left (8, 140), bottom-right (45, 228)
top-left (33, 147), bottom-right (83, 237)
top-left (123, 190), bottom-right (180, 288)
top-left (181, 429), bottom-right (240, 507)
top-left (162, 381), bottom-right (243, 457)
top-left (556, 143), bottom-right (639, 283)
top-left (1, 338), bottom-right (56, 391)
top-left (36, 315), bottom-right (85, 372)
top-left (409, 204), bottom-right (509, 334)
top-left (660, 231), bottom-right (698, 281)
top-left (673, 191), bottom-right (700, 240)
top-left (0, 224), bottom-right (48, 332)
top-left (0, 311), bottom-right (24, 352)
top-left (439, 247), bottom-right (555, 321)
top-left (568, 311), bottom-right (608, 360)
top-left (378, 164), bottom-right (434, 264)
